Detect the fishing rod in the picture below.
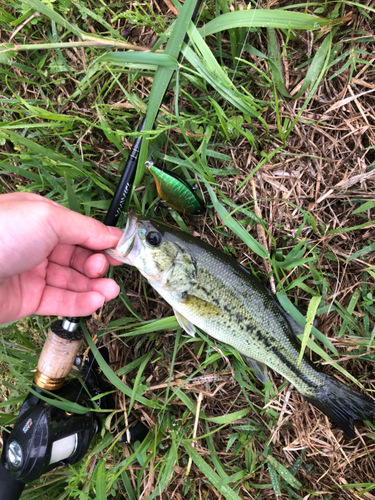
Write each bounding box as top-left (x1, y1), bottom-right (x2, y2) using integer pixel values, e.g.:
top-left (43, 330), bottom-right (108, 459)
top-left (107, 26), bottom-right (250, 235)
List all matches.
top-left (31, 0), bottom-right (204, 397)
top-left (1, 2), bottom-right (204, 497)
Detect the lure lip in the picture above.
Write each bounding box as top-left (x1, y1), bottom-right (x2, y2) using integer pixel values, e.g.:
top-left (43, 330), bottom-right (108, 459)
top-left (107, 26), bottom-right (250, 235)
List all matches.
top-left (105, 216), bottom-right (137, 262)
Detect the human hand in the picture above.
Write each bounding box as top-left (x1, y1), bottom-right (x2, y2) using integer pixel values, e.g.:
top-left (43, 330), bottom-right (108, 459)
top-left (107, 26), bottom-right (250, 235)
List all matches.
top-left (0, 192), bottom-right (123, 324)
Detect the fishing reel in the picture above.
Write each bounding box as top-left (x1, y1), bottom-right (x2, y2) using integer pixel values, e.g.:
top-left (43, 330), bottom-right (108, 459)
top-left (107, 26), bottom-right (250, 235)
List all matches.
top-left (0, 320), bottom-right (148, 499)
top-left (1, 379), bottom-right (98, 493)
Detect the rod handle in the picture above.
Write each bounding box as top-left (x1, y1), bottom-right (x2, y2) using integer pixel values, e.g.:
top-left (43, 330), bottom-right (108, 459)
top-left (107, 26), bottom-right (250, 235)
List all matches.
top-left (34, 322), bottom-right (83, 390)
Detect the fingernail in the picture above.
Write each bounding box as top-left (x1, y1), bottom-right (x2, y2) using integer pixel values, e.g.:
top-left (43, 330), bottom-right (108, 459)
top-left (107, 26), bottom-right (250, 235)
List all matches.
top-left (98, 255), bottom-right (108, 275)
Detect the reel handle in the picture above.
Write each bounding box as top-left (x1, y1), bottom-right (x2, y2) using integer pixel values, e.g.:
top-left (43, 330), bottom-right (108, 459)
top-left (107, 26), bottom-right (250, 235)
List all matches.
top-left (0, 460), bottom-right (25, 500)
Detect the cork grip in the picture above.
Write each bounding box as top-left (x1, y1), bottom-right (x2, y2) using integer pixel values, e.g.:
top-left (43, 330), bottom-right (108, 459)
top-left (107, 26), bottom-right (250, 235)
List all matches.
top-left (33, 323), bottom-right (83, 390)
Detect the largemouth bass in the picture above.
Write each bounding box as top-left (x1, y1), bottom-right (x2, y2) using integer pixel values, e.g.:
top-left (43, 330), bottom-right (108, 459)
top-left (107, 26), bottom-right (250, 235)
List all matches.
top-left (107, 214), bottom-right (375, 437)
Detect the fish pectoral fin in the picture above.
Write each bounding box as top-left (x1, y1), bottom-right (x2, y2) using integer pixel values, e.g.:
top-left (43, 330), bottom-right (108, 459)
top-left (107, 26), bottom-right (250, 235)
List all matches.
top-left (243, 356), bottom-right (269, 384)
top-left (174, 309), bottom-right (195, 337)
top-left (181, 293), bottom-right (222, 318)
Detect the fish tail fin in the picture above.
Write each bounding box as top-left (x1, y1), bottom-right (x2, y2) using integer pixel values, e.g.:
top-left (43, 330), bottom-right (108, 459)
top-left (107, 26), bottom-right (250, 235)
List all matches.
top-left (303, 374), bottom-right (375, 437)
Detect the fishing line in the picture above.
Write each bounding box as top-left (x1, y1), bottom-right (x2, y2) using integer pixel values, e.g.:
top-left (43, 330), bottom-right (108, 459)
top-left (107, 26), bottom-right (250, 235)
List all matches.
top-left (162, 0), bottom-right (260, 193)
top-left (209, 0), bottom-right (260, 149)
top-left (163, 1), bottom-right (207, 159)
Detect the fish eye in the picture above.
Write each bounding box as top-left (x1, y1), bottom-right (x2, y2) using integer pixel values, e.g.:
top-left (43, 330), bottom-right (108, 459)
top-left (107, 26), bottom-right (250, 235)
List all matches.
top-left (146, 231), bottom-right (162, 247)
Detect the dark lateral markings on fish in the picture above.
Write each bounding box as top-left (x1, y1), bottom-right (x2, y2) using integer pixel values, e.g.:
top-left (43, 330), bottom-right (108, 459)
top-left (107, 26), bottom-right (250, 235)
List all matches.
top-left (106, 214), bottom-right (375, 438)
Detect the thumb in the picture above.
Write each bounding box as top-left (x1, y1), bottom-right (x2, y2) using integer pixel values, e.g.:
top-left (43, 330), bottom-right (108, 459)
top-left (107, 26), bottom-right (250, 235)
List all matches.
top-left (48, 205), bottom-right (124, 250)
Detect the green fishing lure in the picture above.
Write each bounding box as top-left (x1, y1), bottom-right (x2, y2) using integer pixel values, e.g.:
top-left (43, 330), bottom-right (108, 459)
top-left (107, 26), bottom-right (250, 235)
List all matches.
top-left (146, 161), bottom-right (204, 217)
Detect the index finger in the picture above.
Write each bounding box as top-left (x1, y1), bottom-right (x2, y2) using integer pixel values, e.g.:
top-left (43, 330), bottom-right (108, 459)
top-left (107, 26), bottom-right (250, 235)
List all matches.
top-left (49, 244), bottom-right (124, 272)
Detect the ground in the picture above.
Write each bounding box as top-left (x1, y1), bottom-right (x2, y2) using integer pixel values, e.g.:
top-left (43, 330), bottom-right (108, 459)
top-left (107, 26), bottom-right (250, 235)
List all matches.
top-left (0, 0), bottom-right (375, 498)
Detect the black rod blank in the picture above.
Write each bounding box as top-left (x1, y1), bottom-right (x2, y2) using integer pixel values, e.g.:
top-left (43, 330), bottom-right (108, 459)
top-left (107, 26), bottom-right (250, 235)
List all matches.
top-left (104, 118), bottom-right (145, 227)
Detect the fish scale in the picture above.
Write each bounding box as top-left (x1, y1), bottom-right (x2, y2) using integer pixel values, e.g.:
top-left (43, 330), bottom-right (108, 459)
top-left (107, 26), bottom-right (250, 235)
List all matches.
top-left (107, 214), bottom-right (375, 437)
top-left (156, 262), bottom-right (320, 397)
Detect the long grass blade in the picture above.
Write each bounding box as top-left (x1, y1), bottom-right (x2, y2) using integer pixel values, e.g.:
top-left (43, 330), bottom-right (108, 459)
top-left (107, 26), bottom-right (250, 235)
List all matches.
top-left (95, 51), bottom-right (177, 69)
top-left (21, 0), bottom-right (83, 37)
top-left (199, 10), bottom-right (333, 38)
top-left (206, 184), bottom-right (269, 259)
top-left (95, 460), bottom-right (107, 500)
top-left (184, 442), bottom-right (243, 500)
top-left (266, 30), bottom-right (333, 100)
top-left (142, 440), bottom-right (177, 500)
top-left (297, 296), bottom-right (321, 366)
top-left (83, 325), bottom-right (163, 409)
top-left (345, 243), bottom-right (375, 263)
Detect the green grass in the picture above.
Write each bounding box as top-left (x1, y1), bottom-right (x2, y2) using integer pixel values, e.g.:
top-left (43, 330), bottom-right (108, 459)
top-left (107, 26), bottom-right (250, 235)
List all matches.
top-left (1, 0), bottom-right (375, 498)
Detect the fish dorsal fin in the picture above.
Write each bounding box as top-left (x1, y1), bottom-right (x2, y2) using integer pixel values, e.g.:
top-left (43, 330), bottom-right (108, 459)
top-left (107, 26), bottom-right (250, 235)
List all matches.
top-left (282, 310), bottom-right (320, 336)
top-left (181, 293), bottom-right (222, 318)
top-left (243, 356), bottom-right (269, 384)
top-left (273, 300), bottom-right (305, 336)
top-left (274, 300), bottom-right (319, 336)
top-left (174, 309), bottom-right (196, 337)
top-left (284, 313), bottom-right (304, 336)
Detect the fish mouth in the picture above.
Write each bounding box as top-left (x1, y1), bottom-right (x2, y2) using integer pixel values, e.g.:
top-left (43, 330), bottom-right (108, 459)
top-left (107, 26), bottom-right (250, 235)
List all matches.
top-left (105, 216), bottom-right (137, 262)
